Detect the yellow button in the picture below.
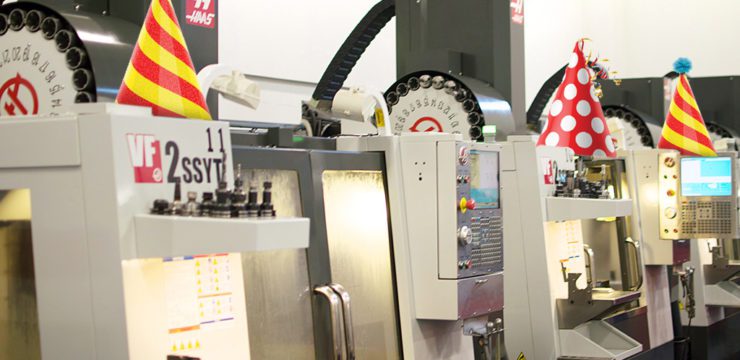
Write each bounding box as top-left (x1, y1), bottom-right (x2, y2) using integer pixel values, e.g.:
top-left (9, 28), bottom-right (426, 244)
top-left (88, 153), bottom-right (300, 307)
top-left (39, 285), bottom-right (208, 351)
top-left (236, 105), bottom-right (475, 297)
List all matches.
top-left (459, 197), bottom-right (468, 213)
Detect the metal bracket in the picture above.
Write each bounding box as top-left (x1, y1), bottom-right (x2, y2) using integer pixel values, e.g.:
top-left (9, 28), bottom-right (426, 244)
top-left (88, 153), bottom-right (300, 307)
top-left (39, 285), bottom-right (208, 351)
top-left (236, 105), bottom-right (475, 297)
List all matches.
top-left (566, 273), bottom-right (594, 306)
top-left (705, 245), bottom-right (740, 284)
top-left (556, 273), bottom-right (641, 329)
top-left (465, 317), bottom-right (504, 360)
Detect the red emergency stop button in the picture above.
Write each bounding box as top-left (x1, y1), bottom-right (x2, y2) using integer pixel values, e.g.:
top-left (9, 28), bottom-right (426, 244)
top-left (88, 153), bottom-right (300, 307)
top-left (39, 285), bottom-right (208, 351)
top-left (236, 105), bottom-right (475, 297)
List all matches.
top-left (666, 189), bottom-right (675, 197)
top-left (466, 199), bottom-right (476, 210)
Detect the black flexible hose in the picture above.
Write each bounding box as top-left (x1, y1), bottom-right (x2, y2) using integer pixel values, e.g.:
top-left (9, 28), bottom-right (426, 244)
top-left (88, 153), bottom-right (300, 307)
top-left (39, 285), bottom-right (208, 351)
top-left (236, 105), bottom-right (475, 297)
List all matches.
top-left (526, 65), bottom-right (566, 128)
top-left (311, 0), bottom-right (395, 104)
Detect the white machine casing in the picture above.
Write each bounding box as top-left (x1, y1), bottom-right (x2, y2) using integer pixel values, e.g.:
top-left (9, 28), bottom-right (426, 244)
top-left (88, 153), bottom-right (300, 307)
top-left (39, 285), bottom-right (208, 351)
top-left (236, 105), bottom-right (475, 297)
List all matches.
top-left (0, 104), bottom-right (309, 359)
top-left (341, 133), bottom-right (504, 320)
top-left (624, 149), bottom-right (683, 265)
top-left (338, 133), bottom-right (507, 359)
top-left (503, 136), bottom-right (642, 360)
top-left (399, 134), bottom-right (504, 320)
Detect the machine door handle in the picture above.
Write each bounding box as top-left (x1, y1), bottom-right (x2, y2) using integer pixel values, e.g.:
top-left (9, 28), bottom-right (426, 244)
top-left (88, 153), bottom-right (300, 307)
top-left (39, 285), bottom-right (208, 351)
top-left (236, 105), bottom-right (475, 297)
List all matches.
top-left (625, 237), bottom-right (644, 291)
top-left (329, 283), bottom-right (356, 360)
top-left (314, 285), bottom-right (346, 360)
top-left (583, 244), bottom-right (595, 287)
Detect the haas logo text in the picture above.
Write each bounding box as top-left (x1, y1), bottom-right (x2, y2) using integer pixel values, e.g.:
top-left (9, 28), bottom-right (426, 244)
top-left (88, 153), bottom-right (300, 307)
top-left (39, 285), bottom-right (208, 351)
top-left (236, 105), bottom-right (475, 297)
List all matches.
top-left (186, 0), bottom-right (216, 28)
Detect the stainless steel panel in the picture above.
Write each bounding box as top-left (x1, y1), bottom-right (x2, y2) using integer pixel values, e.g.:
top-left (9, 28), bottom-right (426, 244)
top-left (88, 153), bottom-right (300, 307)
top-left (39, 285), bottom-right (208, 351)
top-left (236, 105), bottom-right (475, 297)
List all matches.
top-left (322, 171), bottom-right (401, 360)
top-left (0, 190), bottom-right (40, 360)
top-left (726, 238), bottom-right (740, 262)
top-left (241, 169), bottom-right (303, 218)
top-left (239, 170), bottom-right (315, 360)
top-left (581, 219), bottom-right (622, 287)
top-left (457, 272), bottom-right (504, 319)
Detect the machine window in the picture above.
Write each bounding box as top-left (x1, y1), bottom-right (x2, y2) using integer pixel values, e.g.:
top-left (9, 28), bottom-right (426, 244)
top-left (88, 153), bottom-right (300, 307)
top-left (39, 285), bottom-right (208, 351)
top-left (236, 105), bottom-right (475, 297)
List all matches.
top-left (470, 151), bottom-right (500, 209)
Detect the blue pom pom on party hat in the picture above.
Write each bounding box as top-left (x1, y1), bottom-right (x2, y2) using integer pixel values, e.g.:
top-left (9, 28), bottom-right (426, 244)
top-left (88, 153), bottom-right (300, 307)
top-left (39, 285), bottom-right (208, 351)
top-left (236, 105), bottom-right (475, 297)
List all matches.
top-left (673, 57), bottom-right (692, 74)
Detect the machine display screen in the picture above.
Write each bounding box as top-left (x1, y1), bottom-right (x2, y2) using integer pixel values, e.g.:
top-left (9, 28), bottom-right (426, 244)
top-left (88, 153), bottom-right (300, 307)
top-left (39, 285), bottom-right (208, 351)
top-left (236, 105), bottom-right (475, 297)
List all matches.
top-left (470, 151), bottom-right (500, 208)
top-left (680, 157), bottom-right (733, 196)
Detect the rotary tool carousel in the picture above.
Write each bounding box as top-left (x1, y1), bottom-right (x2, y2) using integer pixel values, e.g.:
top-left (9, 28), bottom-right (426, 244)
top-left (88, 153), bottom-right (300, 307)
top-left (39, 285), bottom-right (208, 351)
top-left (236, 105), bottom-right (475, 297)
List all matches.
top-left (384, 71), bottom-right (512, 141)
top-left (0, 1), bottom-right (138, 116)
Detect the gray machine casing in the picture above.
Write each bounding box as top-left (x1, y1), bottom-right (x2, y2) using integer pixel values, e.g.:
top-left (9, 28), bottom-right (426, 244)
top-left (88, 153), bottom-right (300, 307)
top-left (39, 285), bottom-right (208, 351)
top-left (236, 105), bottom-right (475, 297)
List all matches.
top-left (3, 1), bottom-right (140, 102)
top-left (395, 0), bottom-right (526, 134)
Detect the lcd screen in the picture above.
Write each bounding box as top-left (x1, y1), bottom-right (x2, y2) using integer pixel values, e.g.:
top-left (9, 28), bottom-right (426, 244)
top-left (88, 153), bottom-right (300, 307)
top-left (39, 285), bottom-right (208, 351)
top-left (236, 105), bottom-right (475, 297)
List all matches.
top-left (680, 157), bottom-right (733, 196)
top-left (470, 151), bottom-right (500, 208)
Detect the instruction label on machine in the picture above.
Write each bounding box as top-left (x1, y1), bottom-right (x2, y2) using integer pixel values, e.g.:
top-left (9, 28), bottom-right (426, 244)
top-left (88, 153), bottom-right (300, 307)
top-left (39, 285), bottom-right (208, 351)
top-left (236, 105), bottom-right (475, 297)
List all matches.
top-left (122, 253), bottom-right (250, 359)
top-left (545, 220), bottom-right (587, 290)
top-left (165, 254), bottom-right (235, 334)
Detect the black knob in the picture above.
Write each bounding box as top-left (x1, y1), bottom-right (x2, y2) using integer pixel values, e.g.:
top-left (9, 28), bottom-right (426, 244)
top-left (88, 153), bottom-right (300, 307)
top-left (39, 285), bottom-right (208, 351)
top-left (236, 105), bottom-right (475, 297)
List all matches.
top-left (151, 199), bottom-right (170, 215)
top-left (454, 89), bottom-right (468, 102)
top-left (462, 99), bottom-right (476, 113)
top-left (0, 14), bottom-right (8, 36)
top-left (8, 9), bottom-right (25, 31)
top-left (396, 83), bottom-right (409, 96)
top-left (73, 68), bottom-right (92, 91)
top-left (66, 47), bottom-right (87, 70)
top-left (55, 30), bottom-right (75, 51)
top-left (25, 10), bottom-right (43, 32)
top-left (407, 77), bottom-right (420, 90)
top-left (386, 92), bottom-right (399, 106)
top-left (467, 112), bottom-right (481, 126)
top-left (41, 16), bottom-right (60, 39)
top-left (75, 92), bottom-right (94, 103)
top-left (199, 192), bottom-right (215, 216)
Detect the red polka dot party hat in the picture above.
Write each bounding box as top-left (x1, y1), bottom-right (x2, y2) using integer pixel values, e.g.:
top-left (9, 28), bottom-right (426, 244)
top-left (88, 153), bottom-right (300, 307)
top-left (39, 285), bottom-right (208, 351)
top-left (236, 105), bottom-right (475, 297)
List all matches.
top-left (537, 40), bottom-right (616, 158)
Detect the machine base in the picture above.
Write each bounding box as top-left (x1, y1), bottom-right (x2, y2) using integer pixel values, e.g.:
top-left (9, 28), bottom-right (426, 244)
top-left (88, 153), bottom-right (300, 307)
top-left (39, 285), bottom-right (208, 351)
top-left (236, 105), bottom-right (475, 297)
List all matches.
top-left (629, 339), bottom-right (674, 360)
top-left (683, 309), bottom-right (740, 360)
top-left (557, 340), bottom-right (673, 360)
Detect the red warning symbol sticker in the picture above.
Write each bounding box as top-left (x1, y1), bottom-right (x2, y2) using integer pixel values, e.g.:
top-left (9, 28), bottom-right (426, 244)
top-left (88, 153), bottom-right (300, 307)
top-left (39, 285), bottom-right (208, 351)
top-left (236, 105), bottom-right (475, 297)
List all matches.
top-left (0, 73), bottom-right (39, 116)
top-left (409, 116), bottom-right (443, 133)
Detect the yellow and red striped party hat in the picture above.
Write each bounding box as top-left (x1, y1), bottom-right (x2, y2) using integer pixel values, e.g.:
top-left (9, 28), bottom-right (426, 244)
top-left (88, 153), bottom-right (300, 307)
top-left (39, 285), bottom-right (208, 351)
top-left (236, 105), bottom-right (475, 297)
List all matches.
top-left (657, 58), bottom-right (715, 156)
top-left (117, 0), bottom-right (211, 120)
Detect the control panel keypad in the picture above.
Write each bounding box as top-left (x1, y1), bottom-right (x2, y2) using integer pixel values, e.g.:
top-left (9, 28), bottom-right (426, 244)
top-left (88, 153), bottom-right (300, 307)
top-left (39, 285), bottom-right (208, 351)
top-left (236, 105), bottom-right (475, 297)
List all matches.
top-left (470, 213), bottom-right (504, 273)
top-left (680, 201), bottom-right (734, 234)
top-left (455, 142), bottom-right (503, 278)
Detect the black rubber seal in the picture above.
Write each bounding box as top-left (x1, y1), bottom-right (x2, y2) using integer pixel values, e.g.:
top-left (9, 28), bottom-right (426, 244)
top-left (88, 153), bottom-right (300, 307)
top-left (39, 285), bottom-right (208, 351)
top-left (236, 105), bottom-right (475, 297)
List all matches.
top-left (311, 0), bottom-right (395, 104)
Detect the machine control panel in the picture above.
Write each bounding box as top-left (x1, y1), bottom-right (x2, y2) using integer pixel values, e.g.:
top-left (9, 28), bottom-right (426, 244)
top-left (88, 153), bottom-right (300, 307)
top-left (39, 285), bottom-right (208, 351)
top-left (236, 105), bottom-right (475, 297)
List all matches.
top-left (455, 143), bottom-right (503, 278)
top-left (660, 152), bottom-right (738, 239)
